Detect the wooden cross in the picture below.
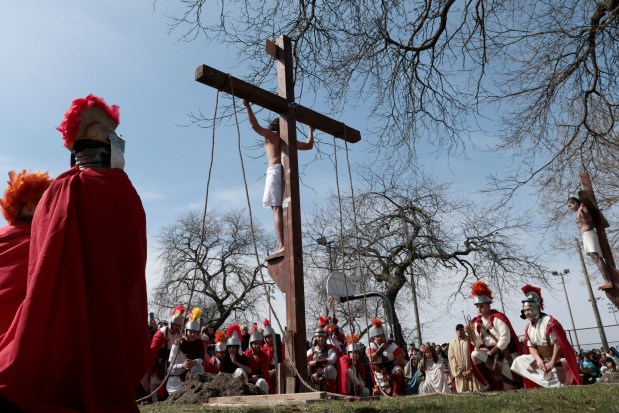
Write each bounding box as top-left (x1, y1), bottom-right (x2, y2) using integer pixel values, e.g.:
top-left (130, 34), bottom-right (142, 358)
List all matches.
top-left (195, 35), bottom-right (361, 389)
top-left (579, 173), bottom-right (619, 307)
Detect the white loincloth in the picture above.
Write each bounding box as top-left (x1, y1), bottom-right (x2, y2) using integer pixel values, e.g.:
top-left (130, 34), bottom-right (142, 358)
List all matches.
top-left (263, 164), bottom-right (283, 208)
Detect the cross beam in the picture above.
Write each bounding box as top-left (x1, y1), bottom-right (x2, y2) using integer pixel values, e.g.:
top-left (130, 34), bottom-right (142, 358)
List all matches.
top-left (195, 66), bottom-right (360, 143)
top-left (195, 35), bottom-right (361, 390)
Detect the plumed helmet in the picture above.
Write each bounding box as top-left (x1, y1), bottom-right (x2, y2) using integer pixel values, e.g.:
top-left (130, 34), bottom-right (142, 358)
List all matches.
top-left (314, 327), bottom-right (327, 337)
top-left (226, 324), bottom-right (243, 346)
top-left (214, 330), bottom-right (228, 352)
top-left (346, 334), bottom-right (361, 353)
top-left (521, 284), bottom-right (544, 310)
top-left (249, 325), bottom-right (263, 344)
top-left (56, 94), bottom-right (120, 151)
top-left (369, 318), bottom-right (385, 338)
top-left (470, 280), bottom-right (493, 304)
top-left (263, 319), bottom-right (275, 337)
top-left (185, 307), bottom-right (202, 332)
top-left (169, 305), bottom-right (186, 325)
top-left (1, 170), bottom-right (52, 223)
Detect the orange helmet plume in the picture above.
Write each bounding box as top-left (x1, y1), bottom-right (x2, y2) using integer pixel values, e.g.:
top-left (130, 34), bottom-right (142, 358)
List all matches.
top-left (1, 170), bottom-right (52, 223)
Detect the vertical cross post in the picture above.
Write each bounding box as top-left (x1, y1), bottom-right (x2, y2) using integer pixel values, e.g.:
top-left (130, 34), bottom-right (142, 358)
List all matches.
top-left (274, 35), bottom-right (308, 387)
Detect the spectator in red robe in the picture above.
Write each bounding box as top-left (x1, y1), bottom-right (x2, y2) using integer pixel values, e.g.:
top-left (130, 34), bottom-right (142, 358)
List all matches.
top-left (0, 94), bottom-right (149, 413)
top-left (0, 170), bottom-right (51, 338)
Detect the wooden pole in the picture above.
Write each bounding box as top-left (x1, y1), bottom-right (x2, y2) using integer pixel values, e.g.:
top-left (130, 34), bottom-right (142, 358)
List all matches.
top-left (575, 238), bottom-right (609, 349)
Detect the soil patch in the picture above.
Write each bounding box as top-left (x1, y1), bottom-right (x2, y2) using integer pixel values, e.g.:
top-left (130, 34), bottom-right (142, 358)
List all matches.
top-left (164, 373), bottom-right (263, 404)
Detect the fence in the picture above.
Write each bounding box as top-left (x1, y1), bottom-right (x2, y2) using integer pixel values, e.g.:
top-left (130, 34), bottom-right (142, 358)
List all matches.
top-left (563, 323), bottom-right (619, 351)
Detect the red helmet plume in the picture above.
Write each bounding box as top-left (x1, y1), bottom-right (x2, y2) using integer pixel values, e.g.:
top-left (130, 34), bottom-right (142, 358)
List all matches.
top-left (470, 280), bottom-right (493, 302)
top-left (56, 94), bottom-right (120, 150)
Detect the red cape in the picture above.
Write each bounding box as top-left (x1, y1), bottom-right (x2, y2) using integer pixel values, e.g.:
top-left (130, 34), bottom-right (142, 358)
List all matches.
top-left (522, 315), bottom-right (582, 387)
top-left (0, 221), bottom-right (30, 338)
top-left (0, 167), bottom-right (149, 412)
top-left (470, 310), bottom-right (523, 389)
top-left (337, 354), bottom-right (366, 395)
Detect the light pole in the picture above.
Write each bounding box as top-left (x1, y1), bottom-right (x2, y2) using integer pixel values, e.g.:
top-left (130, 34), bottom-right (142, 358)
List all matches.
top-left (608, 302), bottom-right (619, 324)
top-left (317, 236), bottom-right (335, 316)
top-left (316, 236), bottom-right (334, 273)
top-left (575, 238), bottom-right (609, 349)
top-left (551, 269), bottom-right (581, 352)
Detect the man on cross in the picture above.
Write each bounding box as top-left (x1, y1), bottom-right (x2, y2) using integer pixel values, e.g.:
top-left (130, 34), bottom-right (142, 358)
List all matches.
top-left (568, 196), bottom-right (613, 290)
top-left (243, 100), bottom-right (314, 253)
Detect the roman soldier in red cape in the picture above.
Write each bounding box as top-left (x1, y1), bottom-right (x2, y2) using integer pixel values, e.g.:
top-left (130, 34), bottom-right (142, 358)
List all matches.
top-left (307, 325), bottom-right (339, 393)
top-left (0, 94), bottom-right (149, 412)
top-left (366, 318), bottom-right (406, 396)
top-left (0, 169), bottom-right (51, 338)
top-left (243, 325), bottom-right (273, 394)
top-left (465, 280), bottom-right (523, 391)
top-left (338, 334), bottom-right (370, 396)
top-left (511, 284), bottom-right (582, 387)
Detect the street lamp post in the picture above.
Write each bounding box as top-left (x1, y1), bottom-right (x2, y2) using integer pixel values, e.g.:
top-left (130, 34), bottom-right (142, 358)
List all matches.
top-left (608, 303), bottom-right (619, 324)
top-left (551, 269), bottom-right (581, 352)
top-left (575, 238), bottom-right (609, 349)
top-left (317, 236), bottom-right (335, 316)
top-left (316, 236), bottom-right (334, 273)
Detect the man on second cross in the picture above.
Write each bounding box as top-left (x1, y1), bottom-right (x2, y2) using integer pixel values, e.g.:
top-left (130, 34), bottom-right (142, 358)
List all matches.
top-left (568, 197), bottom-right (613, 290)
top-left (466, 280), bottom-right (523, 391)
top-left (243, 100), bottom-right (314, 253)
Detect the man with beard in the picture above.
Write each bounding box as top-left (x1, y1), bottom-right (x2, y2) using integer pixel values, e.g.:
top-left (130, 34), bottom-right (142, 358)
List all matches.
top-left (243, 326), bottom-right (273, 394)
top-left (511, 285), bottom-right (581, 387)
top-left (465, 280), bottom-right (523, 391)
top-left (448, 324), bottom-right (481, 392)
top-left (366, 318), bottom-right (406, 396)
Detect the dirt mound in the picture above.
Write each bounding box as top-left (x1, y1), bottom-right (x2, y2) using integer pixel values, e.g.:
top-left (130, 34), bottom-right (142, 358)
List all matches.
top-left (165, 373), bottom-right (263, 404)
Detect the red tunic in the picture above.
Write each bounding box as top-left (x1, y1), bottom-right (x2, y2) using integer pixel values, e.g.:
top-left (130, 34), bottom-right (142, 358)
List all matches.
top-left (0, 221), bottom-right (30, 338)
top-left (0, 167), bottom-right (149, 413)
top-left (337, 354), bottom-right (366, 395)
top-left (244, 348), bottom-right (274, 393)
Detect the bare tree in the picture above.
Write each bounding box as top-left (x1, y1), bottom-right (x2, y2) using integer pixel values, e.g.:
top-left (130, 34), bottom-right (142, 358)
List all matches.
top-left (164, 0), bottom-right (619, 215)
top-left (305, 171), bottom-right (547, 345)
top-left (152, 209), bottom-right (272, 329)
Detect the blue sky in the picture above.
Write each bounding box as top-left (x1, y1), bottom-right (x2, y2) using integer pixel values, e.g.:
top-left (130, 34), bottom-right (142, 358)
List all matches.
top-left (1, 1), bottom-right (616, 347)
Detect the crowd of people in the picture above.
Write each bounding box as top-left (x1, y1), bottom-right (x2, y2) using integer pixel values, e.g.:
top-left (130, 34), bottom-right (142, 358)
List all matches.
top-left (140, 281), bottom-right (618, 402)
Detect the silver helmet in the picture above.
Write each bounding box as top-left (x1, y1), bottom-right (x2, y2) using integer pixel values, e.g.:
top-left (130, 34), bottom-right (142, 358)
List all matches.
top-left (249, 328), bottom-right (264, 344)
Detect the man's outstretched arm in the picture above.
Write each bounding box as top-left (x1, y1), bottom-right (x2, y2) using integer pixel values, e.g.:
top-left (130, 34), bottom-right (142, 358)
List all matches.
top-left (297, 126), bottom-right (314, 151)
top-left (243, 100), bottom-right (272, 138)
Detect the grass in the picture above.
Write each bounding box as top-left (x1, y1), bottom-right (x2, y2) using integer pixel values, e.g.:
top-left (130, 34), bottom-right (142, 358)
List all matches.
top-left (140, 384), bottom-right (619, 413)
